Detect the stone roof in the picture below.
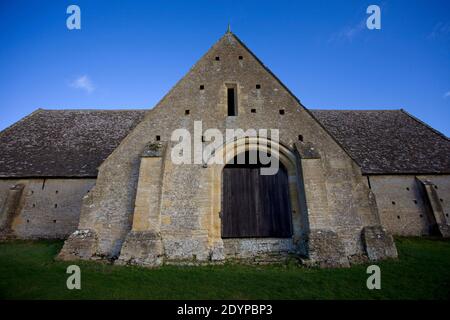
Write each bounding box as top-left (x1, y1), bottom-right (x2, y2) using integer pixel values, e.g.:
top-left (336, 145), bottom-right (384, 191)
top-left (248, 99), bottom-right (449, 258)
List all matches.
top-left (0, 108), bottom-right (449, 177)
top-left (309, 109), bottom-right (450, 174)
top-left (0, 109), bottom-right (147, 177)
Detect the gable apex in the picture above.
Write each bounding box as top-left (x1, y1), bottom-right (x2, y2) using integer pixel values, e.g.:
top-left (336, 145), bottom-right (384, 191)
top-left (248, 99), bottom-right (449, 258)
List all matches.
top-left (203, 31), bottom-right (305, 106)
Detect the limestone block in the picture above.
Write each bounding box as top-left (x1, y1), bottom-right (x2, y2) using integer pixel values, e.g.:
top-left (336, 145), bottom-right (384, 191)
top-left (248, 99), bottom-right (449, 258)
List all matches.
top-left (57, 229), bottom-right (99, 261)
top-left (305, 229), bottom-right (350, 268)
top-left (418, 178), bottom-right (450, 238)
top-left (0, 184), bottom-right (24, 237)
top-left (362, 226), bottom-right (398, 261)
top-left (223, 238), bottom-right (294, 259)
top-left (142, 141), bottom-right (165, 157)
top-left (163, 236), bottom-right (210, 261)
top-left (437, 224), bottom-right (450, 238)
top-left (210, 242), bottom-right (225, 261)
top-left (116, 231), bottom-right (163, 267)
top-left (294, 141), bottom-right (320, 159)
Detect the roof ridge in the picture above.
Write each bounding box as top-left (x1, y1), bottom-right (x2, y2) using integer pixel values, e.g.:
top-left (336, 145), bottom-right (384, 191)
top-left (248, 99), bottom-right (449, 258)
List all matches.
top-left (0, 108), bottom-right (44, 139)
top-left (230, 33), bottom-right (304, 107)
top-left (310, 109), bottom-right (402, 112)
top-left (40, 108), bottom-right (148, 112)
top-left (400, 109), bottom-right (449, 140)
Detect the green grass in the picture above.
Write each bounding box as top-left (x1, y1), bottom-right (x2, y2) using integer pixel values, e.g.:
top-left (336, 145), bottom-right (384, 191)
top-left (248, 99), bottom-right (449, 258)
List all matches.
top-left (0, 237), bottom-right (449, 300)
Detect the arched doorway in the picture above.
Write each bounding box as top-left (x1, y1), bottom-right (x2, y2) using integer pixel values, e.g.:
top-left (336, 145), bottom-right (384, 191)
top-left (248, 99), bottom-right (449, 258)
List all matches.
top-left (207, 136), bottom-right (306, 259)
top-left (221, 151), bottom-right (293, 238)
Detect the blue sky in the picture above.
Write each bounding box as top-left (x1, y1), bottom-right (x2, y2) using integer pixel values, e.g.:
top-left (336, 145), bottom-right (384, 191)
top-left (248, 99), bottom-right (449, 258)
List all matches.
top-left (0, 0), bottom-right (449, 135)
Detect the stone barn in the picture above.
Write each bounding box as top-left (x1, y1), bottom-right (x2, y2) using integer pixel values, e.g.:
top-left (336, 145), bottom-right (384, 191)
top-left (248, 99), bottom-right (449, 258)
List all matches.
top-left (0, 31), bottom-right (449, 267)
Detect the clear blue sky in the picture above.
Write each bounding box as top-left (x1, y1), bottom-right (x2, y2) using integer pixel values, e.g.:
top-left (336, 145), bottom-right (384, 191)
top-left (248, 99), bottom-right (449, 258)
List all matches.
top-left (1, 0), bottom-right (449, 135)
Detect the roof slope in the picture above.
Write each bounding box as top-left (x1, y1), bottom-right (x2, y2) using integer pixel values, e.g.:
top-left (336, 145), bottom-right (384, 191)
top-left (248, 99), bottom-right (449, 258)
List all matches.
top-left (310, 109), bottom-right (450, 174)
top-left (0, 109), bottom-right (146, 177)
top-left (0, 109), bottom-right (449, 177)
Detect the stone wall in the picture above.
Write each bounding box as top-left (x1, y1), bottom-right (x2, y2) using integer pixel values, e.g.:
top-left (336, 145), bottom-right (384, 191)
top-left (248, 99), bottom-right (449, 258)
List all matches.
top-left (368, 175), bottom-right (450, 236)
top-left (223, 238), bottom-right (294, 262)
top-left (60, 32), bottom-right (395, 266)
top-left (0, 178), bottom-right (95, 239)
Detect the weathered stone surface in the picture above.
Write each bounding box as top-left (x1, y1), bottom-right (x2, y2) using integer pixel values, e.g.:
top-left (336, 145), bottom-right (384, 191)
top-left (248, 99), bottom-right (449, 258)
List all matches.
top-left (437, 224), bottom-right (450, 238)
top-left (223, 238), bottom-right (294, 260)
top-left (163, 236), bottom-right (211, 262)
top-left (210, 243), bottom-right (225, 261)
top-left (116, 231), bottom-right (163, 267)
top-left (417, 178), bottom-right (450, 238)
top-left (362, 226), bottom-right (398, 261)
top-left (142, 141), bottom-right (165, 158)
top-left (305, 230), bottom-right (350, 268)
top-left (0, 179), bottom-right (95, 239)
top-left (370, 175), bottom-right (450, 237)
top-left (0, 184), bottom-right (24, 238)
top-left (294, 141), bottom-right (320, 159)
top-left (57, 229), bottom-right (99, 261)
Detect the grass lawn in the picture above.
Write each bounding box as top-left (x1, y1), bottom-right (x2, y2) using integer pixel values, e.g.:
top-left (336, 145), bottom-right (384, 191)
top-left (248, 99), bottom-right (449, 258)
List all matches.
top-left (0, 237), bottom-right (449, 300)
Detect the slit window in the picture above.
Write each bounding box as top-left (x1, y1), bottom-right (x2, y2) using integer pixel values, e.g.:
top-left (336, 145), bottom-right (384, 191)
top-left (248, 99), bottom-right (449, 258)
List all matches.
top-left (200, 85), bottom-right (204, 90)
top-left (227, 85), bottom-right (237, 116)
top-left (251, 108), bottom-right (256, 113)
top-left (279, 109), bottom-right (285, 115)
top-left (239, 55), bottom-right (243, 60)
top-left (215, 56), bottom-right (220, 61)
top-left (256, 84), bottom-right (261, 89)
top-left (156, 135), bottom-right (161, 141)
top-left (185, 110), bottom-right (190, 115)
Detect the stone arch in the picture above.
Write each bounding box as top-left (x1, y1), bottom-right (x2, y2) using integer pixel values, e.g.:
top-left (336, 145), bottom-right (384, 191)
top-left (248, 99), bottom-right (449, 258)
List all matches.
top-left (207, 136), bottom-right (306, 259)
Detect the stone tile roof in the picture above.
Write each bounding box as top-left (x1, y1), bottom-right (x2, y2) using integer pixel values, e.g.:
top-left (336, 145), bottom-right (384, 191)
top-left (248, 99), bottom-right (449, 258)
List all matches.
top-left (309, 109), bottom-right (450, 174)
top-left (0, 109), bottom-right (147, 177)
top-left (0, 108), bottom-right (448, 177)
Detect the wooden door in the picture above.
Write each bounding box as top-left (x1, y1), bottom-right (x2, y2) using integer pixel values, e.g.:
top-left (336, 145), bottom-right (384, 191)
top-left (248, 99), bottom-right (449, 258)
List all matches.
top-left (222, 164), bottom-right (292, 238)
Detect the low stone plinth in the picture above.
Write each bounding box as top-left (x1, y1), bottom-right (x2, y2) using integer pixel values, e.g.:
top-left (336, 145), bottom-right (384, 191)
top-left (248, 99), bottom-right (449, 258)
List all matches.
top-left (57, 229), bottom-right (98, 261)
top-left (116, 231), bottom-right (163, 267)
top-left (362, 226), bottom-right (398, 261)
top-left (306, 230), bottom-right (350, 268)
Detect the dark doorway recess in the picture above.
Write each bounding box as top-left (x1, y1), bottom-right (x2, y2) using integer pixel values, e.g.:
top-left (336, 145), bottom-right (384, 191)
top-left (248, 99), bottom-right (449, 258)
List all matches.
top-left (222, 152), bottom-right (292, 238)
